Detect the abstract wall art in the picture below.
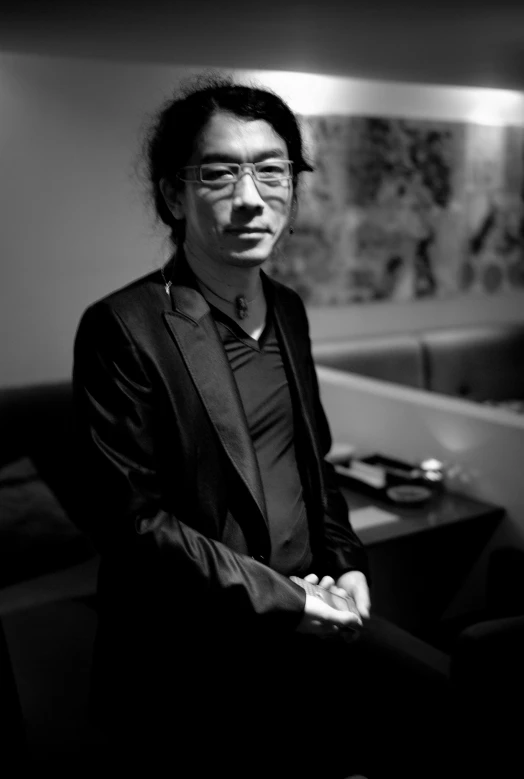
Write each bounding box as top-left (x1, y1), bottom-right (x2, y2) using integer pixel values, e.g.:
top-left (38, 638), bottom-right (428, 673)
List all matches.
top-left (266, 115), bottom-right (524, 305)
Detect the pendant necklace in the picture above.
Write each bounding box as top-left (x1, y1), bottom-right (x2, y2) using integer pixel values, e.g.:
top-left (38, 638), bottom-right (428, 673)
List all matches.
top-left (196, 275), bottom-right (260, 320)
top-left (160, 263), bottom-right (260, 320)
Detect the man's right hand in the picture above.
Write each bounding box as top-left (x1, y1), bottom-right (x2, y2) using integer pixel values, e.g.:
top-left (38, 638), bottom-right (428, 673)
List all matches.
top-left (295, 575), bottom-right (363, 638)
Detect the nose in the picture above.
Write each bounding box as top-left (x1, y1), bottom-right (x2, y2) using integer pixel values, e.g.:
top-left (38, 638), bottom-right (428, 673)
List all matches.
top-left (232, 170), bottom-right (265, 210)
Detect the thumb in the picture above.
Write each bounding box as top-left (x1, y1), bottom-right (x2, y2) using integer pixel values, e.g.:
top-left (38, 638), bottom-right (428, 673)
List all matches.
top-left (354, 587), bottom-right (371, 619)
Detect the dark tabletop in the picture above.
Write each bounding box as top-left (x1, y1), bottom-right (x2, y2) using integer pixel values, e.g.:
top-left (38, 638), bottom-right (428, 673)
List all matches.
top-left (340, 482), bottom-right (505, 546)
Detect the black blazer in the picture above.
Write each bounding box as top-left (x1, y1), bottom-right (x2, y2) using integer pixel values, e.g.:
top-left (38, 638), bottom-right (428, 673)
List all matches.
top-left (73, 255), bottom-right (367, 705)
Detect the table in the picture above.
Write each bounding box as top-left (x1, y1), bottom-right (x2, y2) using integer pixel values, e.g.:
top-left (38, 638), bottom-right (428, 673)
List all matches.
top-left (340, 483), bottom-right (505, 642)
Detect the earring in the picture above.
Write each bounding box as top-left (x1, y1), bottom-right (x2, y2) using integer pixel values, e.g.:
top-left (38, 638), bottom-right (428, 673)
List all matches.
top-left (289, 223), bottom-right (295, 235)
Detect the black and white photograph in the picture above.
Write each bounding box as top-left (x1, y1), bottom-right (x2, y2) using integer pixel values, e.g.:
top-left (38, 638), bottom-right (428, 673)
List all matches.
top-left (1, 2), bottom-right (523, 778)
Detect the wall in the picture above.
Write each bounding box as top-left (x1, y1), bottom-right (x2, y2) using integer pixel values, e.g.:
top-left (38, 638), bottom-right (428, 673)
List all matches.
top-left (0, 53), bottom-right (186, 388)
top-left (1, 51), bottom-right (524, 387)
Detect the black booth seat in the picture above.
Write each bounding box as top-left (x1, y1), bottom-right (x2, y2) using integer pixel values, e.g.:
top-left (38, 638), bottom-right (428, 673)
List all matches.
top-left (0, 381), bottom-right (99, 763)
top-left (313, 322), bottom-right (524, 405)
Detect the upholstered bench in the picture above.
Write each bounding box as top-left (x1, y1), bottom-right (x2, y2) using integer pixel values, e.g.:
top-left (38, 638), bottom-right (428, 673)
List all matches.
top-left (313, 322), bottom-right (524, 404)
top-left (421, 324), bottom-right (524, 402)
top-left (312, 333), bottom-right (425, 389)
top-left (0, 381), bottom-right (99, 764)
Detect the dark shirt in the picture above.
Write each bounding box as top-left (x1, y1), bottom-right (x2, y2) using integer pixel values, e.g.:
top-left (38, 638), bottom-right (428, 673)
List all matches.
top-left (212, 305), bottom-right (313, 576)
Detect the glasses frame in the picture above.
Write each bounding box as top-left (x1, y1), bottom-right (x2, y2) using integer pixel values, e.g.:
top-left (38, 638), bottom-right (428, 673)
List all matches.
top-left (176, 159), bottom-right (294, 186)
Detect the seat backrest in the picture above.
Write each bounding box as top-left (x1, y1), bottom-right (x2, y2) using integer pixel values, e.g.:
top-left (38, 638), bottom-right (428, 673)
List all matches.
top-left (0, 381), bottom-right (78, 518)
top-left (313, 334), bottom-right (426, 389)
top-left (421, 324), bottom-right (524, 402)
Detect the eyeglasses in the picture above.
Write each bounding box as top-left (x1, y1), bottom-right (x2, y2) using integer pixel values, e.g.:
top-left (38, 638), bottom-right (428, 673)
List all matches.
top-left (177, 159), bottom-right (293, 186)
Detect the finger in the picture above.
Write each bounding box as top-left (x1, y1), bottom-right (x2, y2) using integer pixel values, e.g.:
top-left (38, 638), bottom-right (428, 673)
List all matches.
top-left (304, 573), bottom-right (319, 584)
top-left (329, 586), bottom-right (361, 617)
top-left (330, 586), bottom-right (348, 598)
top-left (329, 586), bottom-right (356, 613)
top-left (354, 588), bottom-right (371, 619)
top-left (319, 576), bottom-right (335, 590)
top-left (314, 621), bottom-right (333, 637)
top-left (340, 619), bottom-right (362, 639)
top-left (317, 622), bottom-right (341, 639)
top-left (336, 604), bottom-right (363, 628)
top-left (329, 616), bottom-right (359, 639)
top-left (308, 594), bottom-right (360, 630)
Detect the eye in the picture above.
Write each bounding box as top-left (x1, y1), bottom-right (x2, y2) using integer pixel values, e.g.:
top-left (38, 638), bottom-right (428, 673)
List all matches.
top-left (201, 164), bottom-right (237, 182)
top-left (256, 161), bottom-right (289, 179)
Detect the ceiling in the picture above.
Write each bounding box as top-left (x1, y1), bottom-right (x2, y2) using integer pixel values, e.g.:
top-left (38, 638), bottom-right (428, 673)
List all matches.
top-left (1, 0), bottom-right (524, 91)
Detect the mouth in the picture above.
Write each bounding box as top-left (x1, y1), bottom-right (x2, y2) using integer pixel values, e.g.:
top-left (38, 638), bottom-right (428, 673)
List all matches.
top-left (226, 227), bottom-right (270, 235)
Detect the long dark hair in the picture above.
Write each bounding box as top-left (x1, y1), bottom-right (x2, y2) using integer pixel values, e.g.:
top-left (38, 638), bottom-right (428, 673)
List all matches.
top-left (144, 73), bottom-right (313, 245)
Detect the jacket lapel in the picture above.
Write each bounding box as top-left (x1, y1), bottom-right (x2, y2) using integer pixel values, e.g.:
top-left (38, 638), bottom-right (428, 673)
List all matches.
top-left (270, 280), bottom-right (326, 499)
top-left (162, 278), bottom-right (269, 534)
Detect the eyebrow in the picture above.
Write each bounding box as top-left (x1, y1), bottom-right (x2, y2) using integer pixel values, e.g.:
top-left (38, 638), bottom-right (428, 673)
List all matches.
top-left (198, 149), bottom-right (288, 165)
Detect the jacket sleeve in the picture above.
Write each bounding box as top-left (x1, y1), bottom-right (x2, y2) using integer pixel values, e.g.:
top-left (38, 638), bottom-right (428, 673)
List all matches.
top-left (72, 302), bottom-right (305, 633)
top-left (297, 298), bottom-right (370, 581)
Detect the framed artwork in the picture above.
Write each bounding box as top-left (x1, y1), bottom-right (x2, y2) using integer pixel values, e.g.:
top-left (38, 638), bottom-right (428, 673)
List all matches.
top-left (266, 116), bottom-right (524, 304)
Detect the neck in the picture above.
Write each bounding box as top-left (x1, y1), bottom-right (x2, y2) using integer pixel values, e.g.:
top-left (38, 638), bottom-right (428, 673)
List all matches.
top-left (183, 243), bottom-right (266, 333)
top-left (184, 242), bottom-right (262, 302)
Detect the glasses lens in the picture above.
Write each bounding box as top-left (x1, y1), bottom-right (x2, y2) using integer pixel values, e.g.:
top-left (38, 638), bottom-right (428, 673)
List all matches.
top-left (182, 161), bottom-right (293, 184)
top-left (200, 164), bottom-right (239, 183)
top-left (255, 160), bottom-right (292, 181)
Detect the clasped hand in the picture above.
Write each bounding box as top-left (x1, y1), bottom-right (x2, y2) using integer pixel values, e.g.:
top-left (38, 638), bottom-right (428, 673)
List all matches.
top-left (296, 571), bottom-right (370, 639)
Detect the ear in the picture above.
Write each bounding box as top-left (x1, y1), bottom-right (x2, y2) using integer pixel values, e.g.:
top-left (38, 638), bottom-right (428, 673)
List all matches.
top-left (160, 178), bottom-right (185, 220)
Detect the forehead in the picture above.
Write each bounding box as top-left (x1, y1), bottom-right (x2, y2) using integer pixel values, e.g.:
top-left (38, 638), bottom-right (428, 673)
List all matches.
top-left (194, 112), bottom-right (288, 162)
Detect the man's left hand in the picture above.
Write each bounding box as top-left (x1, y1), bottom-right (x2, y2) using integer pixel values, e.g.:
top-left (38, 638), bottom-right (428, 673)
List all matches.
top-left (336, 570), bottom-right (371, 620)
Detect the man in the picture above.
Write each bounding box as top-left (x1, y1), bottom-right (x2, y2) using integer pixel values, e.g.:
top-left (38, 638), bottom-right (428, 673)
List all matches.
top-left (73, 76), bottom-right (447, 778)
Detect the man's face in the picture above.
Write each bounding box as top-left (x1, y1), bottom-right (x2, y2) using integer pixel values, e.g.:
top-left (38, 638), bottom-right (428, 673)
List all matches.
top-left (173, 112), bottom-right (293, 270)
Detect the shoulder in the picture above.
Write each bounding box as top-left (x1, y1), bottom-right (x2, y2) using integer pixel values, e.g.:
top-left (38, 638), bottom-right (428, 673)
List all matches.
top-left (265, 273), bottom-right (302, 301)
top-left (264, 273), bottom-right (310, 336)
top-left (264, 274), bottom-right (307, 314)
top-left (79, 267), bottom-right (167, 334)
top-left (93, 268), bottom-right (165, 314)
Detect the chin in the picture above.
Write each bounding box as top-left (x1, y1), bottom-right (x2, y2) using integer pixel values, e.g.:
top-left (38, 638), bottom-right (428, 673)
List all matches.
top-left (224, 249), bottom-right (273, 268)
